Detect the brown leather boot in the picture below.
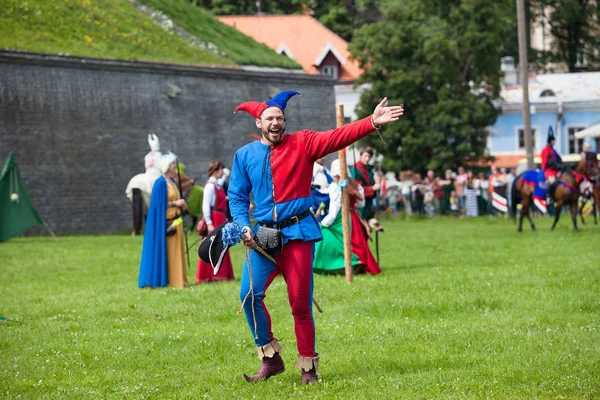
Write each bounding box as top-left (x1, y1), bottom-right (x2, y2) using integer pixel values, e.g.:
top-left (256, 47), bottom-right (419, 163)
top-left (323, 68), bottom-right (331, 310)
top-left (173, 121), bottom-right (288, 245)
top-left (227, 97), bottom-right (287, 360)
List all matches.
top-left (296, 355), bottom-right (320, 385)
top-left (301, 368), bottom-right (318, 385)
top-left (243, 339), bottom-right (285, 382)
top-left (243, 353), bottom-right (285, 382)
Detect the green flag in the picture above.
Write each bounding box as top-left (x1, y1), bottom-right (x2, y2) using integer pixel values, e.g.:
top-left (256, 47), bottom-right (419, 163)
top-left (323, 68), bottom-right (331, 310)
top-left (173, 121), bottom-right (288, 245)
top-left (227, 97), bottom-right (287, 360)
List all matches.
top-left (0, 152), bottom-right (44, 241)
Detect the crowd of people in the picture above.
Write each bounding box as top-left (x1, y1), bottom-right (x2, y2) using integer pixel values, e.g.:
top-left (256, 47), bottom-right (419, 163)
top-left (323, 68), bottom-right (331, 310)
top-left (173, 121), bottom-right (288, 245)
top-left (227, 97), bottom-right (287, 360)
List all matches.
top-left (380, 165), bottom-right (516, 218)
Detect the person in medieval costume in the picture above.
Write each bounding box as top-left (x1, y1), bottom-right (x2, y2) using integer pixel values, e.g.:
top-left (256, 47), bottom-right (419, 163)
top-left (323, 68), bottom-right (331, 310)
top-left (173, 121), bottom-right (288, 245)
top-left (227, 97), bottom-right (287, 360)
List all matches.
top-left (345, 170), bottom-right (382, 275)
top-left (196, 160), bottom-right (235, 284)
top-left (314, 159), bottom-right (381, 275)
top-left (578, 142), bottom-right (598, 201)
top-left (229, 90), bottom-right (403, 384)
top-left (313, 159), bottom-right (362, 275)
top-left (580, 143), bottom-right (599, 174)
top-left (138, 153), bottom-right (188, 288)
top-left (540, 128), bottom-right (562, 194)
top-left (350, 146), bottom-right (380, 220)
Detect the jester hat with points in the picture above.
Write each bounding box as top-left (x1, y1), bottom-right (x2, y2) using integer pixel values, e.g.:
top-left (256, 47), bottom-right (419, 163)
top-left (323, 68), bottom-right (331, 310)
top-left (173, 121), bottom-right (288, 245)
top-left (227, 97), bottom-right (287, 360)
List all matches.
top-left (234, 90), bottom-right (300, 118)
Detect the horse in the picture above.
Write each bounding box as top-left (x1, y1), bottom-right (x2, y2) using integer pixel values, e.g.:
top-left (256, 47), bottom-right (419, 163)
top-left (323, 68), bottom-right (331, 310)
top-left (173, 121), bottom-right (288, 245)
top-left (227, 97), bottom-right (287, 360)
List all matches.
top-left (512, 165), bottom-right (582, 232)
top-left (579, 182), bottom-right (599, 224)
top-left (511, 171), bottom-right (538, 232)
top-left (576, 159), bottom-right (600, 225)
top-left (550, 167), bottom-right (582, 231)
top-left (125, 134), bottom-right (162, 235)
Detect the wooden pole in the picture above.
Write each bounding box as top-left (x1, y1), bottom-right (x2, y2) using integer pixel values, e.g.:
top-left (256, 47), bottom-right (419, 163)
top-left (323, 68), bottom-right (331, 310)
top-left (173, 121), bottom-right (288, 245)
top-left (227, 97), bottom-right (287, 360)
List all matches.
top-left (336, 105), bottom-right (353, 284)
top-left (517, 0), bottom-right (534, 170)
top-left (42, 220), bottom-right (59, 243)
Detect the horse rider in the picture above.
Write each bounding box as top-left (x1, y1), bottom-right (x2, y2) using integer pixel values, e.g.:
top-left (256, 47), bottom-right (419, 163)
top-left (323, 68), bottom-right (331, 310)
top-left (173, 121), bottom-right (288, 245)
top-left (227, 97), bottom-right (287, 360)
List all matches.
top-left (540, 129), bottom-right (562, 195)
top-left (579, 142), bottom-right (598, 197)
top-left (580, 143), bottom-right (599, 175)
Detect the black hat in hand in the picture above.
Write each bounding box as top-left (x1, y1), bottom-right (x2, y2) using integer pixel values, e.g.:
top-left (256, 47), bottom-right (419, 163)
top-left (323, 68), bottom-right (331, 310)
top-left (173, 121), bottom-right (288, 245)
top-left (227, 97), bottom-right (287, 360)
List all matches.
top-left (198, 222), bottom-right (228, 275)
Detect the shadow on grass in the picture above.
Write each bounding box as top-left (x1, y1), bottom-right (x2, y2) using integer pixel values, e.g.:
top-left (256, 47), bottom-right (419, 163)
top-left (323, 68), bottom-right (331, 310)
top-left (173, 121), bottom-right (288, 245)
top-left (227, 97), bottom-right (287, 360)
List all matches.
top-left (381, 262), bottom-right (440, 273)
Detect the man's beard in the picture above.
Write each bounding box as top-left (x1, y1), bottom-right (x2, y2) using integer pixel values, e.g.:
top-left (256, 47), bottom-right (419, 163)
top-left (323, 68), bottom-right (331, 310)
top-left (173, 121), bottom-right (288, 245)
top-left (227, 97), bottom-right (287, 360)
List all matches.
top-left (262, 127), bottom-right (286, 145)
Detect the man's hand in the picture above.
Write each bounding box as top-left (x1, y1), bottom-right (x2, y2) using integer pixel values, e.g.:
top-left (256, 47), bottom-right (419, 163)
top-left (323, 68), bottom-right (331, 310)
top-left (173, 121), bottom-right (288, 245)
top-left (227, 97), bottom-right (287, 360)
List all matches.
top-left (372, 97), bottom-right (404, 127)
top-left (207, 224), bottom-right (215, 234)
top-left (241, 226), bottom-right (257, 249)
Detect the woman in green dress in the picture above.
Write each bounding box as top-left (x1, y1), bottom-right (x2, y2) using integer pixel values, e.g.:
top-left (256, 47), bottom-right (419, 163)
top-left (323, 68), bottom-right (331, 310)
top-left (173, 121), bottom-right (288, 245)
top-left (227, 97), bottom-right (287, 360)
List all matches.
top-left (313, 160), bottom-right (361, 275)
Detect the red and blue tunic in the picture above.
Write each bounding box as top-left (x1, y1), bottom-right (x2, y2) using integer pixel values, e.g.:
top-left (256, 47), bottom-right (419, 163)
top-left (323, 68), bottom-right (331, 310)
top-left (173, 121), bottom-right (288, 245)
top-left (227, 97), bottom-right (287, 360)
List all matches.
top-left (229, 116), bottom-right (376, 240)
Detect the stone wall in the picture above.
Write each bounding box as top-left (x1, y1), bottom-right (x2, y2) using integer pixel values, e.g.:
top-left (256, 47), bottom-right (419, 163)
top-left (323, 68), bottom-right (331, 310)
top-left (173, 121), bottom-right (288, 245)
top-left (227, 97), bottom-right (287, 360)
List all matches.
top-left (0, 51), bottom-right (337, 234)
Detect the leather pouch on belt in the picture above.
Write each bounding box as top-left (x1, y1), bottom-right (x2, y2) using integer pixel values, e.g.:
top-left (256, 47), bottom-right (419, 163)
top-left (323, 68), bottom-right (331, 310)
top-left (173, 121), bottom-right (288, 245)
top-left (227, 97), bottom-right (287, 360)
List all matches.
top-left (254, 226), bottom-right (283, 257)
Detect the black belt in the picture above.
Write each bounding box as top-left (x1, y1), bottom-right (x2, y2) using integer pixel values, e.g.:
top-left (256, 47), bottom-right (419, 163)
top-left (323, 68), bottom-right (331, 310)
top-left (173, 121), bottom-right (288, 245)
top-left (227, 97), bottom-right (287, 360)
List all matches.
top-left (259, 209), bottom-right (312, 229)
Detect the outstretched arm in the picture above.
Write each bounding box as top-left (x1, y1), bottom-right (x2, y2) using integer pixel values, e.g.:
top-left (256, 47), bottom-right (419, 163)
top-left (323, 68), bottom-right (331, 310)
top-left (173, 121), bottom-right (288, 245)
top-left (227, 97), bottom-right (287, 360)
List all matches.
top-left (303, 97), bottom-right (404, 160)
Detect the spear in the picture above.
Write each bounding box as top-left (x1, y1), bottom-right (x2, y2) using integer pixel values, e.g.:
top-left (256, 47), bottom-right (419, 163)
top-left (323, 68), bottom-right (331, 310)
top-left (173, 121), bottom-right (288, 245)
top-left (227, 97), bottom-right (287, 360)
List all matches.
top-left (176, 158), bottom-right (191, 270)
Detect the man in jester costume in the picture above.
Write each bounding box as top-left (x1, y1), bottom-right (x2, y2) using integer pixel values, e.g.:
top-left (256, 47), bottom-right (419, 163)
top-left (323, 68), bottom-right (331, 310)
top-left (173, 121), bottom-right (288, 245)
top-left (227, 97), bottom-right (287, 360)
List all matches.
top-left (228, 90), bottom-right (403, 384)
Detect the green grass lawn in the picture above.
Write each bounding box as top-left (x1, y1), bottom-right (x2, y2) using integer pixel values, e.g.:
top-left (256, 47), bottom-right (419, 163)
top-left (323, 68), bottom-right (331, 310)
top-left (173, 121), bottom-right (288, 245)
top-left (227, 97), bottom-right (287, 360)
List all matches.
top-left (0, 0), bottom-right (234, 66)
top-left (136, 0), bottom-right (302, 69)
top-left (0, 0), bottom-right (300, 69)
top-left (1, 217), bottom-right (599, 399)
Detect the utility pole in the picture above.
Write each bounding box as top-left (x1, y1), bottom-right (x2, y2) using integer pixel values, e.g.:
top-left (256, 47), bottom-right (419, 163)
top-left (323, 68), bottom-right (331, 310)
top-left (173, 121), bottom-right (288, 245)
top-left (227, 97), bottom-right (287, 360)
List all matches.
top-left (517, 0), bottom-right (534, 169)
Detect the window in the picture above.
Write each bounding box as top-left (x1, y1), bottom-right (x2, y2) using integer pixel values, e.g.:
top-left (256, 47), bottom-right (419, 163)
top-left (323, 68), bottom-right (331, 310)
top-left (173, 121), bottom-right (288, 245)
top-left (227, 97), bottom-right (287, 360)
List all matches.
top-left (518, 127), bottom-right (537, 150)
top-left (568, 127), bottom-right (585, 153)
top-left (539, 89), bottom-right (555, 97)
top-left (321, 65), bottom-right (338, 79)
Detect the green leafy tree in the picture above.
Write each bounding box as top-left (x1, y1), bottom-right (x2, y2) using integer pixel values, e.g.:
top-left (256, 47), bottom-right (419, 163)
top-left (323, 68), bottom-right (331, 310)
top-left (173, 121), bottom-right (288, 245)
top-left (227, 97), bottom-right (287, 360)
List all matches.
top-left (530, 0), bottom-right (599, 72)
top-left (317, 5), bottom-right (354, 41)
top-left (348, 0), bottom-right (516, 172)
top-left (312, 0), bottom-right (382, 41)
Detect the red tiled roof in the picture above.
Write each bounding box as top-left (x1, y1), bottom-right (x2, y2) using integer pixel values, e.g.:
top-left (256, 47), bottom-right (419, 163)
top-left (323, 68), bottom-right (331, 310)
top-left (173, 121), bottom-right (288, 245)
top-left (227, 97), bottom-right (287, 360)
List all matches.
top-left (217, 15), bottom-right (362, 81)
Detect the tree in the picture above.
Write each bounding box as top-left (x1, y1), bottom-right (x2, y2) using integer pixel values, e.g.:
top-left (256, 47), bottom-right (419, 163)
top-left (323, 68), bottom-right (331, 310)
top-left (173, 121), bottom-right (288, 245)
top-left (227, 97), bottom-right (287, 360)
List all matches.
top-left (312, 0), bottom-right (382, 41)
top-left (316, 5), bottom-right (354, 41)
top-left (530, 0), bottom-right (599, 72)
top-left (348, 0), bottom-right (516, 173)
